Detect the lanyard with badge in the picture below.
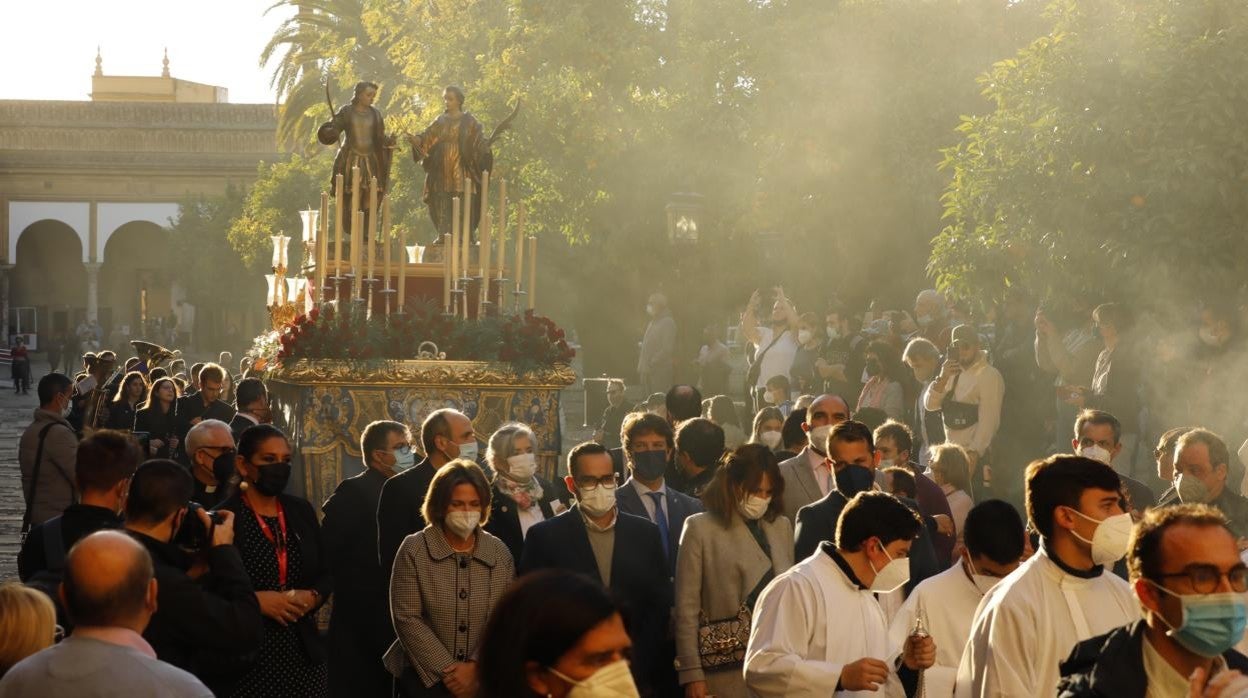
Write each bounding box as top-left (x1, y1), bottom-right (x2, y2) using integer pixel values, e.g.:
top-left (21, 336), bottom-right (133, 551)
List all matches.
top-left (250, 500), bottom-right (290, 589)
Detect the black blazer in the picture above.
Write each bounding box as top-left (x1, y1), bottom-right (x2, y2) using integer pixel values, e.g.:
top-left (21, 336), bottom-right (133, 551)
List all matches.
top-left (615, 478), bottom-right (704, 578)
top-left (520, 506), bottom-right (672, 695)
top-left (794, 492), bottom-right (940, 595)
top-left (376, 457), bottom-right (436, 580)
top-left (484, 476), bottom-right (558, 565)
top-left (218, 493), bottom-right (333, 664)
top-left (321, 467), bottom-right (394, 697)
top-left (229, 413), bottom-right (260, 443)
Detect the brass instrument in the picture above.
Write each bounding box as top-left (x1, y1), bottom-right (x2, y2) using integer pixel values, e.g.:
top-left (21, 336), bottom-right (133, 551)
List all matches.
top-left (82, 351), bottom-right (119, 433)
top-left (130, 340), bottom-right (175, 369)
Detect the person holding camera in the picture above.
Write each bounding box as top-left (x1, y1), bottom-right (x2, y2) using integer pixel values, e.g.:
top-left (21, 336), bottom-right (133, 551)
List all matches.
top-left (123, 459), bottom-right (264, 695)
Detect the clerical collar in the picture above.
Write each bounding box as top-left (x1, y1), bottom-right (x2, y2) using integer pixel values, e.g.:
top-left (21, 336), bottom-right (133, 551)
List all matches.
top-left (1042, 540), bottom-right (1103, 579)
top-left (820, 542), bottom-right (867, 589)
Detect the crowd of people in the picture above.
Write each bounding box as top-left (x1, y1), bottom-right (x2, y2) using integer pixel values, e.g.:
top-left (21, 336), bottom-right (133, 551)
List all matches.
top-left (0, 283), bottom-right (1246, 697)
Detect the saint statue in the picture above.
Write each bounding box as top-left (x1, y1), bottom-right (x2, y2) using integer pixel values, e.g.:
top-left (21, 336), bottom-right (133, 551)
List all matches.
top-left (318, 81), bottom-right (395, 238)
top-left (407, 86), bottom-right (518, 242)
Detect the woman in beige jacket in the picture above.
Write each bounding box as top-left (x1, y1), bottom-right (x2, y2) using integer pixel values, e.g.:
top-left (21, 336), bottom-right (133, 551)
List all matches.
top-left (674, 444), bottom-right (795, 698)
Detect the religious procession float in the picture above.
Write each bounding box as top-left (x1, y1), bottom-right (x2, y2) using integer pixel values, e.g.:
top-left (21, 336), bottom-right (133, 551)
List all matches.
top-left (247, 84), bottom-right (575, 510)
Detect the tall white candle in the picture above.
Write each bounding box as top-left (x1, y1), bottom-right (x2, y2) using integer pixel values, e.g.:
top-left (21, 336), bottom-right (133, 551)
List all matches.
top-left (479, 170), bottom-right (491, 315)
top-left (527, 236), bottom-right (537, 310)
top-left (333, 174), bottom-right (344, 278)
top-left (318, 191), bottom-right (329, 300)
top-left (497, 179), bottom-right (507, 283)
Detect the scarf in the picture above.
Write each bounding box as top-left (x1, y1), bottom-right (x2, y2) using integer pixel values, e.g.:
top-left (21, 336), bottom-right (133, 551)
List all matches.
top-left (496, 472), bottom-right (544, 511)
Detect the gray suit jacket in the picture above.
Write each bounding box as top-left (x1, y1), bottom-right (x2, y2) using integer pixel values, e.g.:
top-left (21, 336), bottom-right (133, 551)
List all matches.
top-left (0, 635), bottom-right (212, 697)
top-left (777, 447), bottom-right (823, 524)
top-left (617, 478), bottom-right (704, 578)
top-left (673, 512), bottom-right (794, 685)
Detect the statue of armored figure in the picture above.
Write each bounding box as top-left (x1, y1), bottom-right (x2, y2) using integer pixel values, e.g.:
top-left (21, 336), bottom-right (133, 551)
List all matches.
top-left (407, 86), bottom-right (518, 243)
top-left (318, 81), bottom-right (396, 239)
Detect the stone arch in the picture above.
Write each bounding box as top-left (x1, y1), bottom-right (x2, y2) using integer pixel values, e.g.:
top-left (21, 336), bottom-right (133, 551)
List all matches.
top-left (97, 202), bottom-right (179, 260)
top-left (11, 220), bottom-right (87, 336)
top-left (100, 220), bottom-right (172, 339)
top-left (8, 202), bottom-right (90, 264)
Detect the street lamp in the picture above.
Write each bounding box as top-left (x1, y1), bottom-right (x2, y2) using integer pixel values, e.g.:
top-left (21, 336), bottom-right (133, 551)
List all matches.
top-left (665, 191), bottom-right (705, 245)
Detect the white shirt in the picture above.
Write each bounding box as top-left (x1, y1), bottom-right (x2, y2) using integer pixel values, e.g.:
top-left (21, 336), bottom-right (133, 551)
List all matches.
top-left (517, 503), bottom-right (545, 538)
top-left (955, 546), bottom-right (1139, 697)
top-left (807, 447), bottom-right (831, 495)
top-left (745, 549), bottom-right (894, 698)
top-left (753, 326), bottom-right (798, 389)
top-left (886, 562), bottom-right (989, 698)
top-left (924, 351), bottom-right (1004, 455)
top-left (630, 478), bottom-right (668, 525)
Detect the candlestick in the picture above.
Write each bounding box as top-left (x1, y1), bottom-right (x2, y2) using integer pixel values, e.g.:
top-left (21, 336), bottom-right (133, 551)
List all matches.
top-left (349, 166), bottom-right (360, 277)
top-left (462, 179), bottom-right (473, 278)
top-left (479, 170), bottom-right (491, 316)
top-left (515, 203), bottom-right (526, 294)
top-left (367, 176), bottom-right (379, 285)
top-left (333, 174), bottom-right (344, 278)
top-left (497, 179), bottom-right (508, 281)
top-left (450, 196), bottom-right (461, 312)
top-left (318, 192), bottom-right (329, 301)
top-left (527, 236), bottom-right (537, 310)
top-left (382, 197), bottom-right (392, 290)
top-left (442, 233), bottom-right (451, 313)
top-left (352, 210), bottom-right (364, 300)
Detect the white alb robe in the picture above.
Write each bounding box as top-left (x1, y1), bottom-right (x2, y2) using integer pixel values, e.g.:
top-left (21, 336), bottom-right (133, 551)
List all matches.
top-left (955, 547), bottom-right (1139, 697)
top-left (744, 549), bottom-right (893, 698)
top-left (886, 562), bottom-right (987, 698)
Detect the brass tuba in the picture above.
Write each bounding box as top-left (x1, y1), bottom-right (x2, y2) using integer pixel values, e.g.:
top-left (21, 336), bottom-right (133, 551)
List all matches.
top-left (83, 351), bottom-right (120, 433)
top-left (130, 340), bottom-right (175, 370)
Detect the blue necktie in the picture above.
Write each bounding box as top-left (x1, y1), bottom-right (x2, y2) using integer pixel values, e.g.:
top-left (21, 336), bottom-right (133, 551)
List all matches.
top-left (647, 491), bottom-right (670, 560)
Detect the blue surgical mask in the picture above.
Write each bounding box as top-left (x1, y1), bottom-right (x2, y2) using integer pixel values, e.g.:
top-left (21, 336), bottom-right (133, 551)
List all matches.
top-left (392, 446), bottom-right (416, 472)
top-left (457, 441), bottom-right (479, 463)
top-left (1149, 583), bottom-right (1248, 657)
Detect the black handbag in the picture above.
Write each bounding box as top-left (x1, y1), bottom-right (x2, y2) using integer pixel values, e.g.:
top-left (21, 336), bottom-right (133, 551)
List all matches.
top-left (941, 373), bottom-right (980, 431)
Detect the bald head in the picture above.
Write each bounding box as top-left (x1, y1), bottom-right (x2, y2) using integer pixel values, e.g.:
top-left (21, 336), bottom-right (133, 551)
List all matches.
top-left (806, 394), bottom-right (851, 429)
top-left (61, 531), bottom-right (156, 630)
top-left (186, 419), bottom-right (233, 455)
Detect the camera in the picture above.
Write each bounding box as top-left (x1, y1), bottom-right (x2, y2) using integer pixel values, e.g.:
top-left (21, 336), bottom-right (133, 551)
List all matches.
top-left (174, 501), bottom-right (224, 551)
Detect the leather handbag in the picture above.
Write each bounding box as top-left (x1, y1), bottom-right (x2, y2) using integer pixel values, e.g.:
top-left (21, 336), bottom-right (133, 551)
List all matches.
top-left (696, 603), bottom-right (754, 668)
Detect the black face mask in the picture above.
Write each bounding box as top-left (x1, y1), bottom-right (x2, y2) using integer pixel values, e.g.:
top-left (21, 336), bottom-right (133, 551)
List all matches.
top-left (631, 450), bottom-right (668, 481)
top-left (253, 461), bottom-right (292, 497)
top-left (212, 451), bottom-right (236, 487)
top-left (836, 464), bottom-right (876, 498)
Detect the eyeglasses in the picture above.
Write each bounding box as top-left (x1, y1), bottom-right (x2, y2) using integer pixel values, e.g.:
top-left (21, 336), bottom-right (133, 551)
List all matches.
top-left (201, 445), bottom-right (236, 456)
top-left (1156, 564), bottom-right (1248, 594)
top-left (574, 474), bottom-right (620, 491)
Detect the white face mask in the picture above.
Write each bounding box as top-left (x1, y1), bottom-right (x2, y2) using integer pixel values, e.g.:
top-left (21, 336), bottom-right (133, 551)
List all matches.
top-left (1067, 508), bottom-right (1133, 566)
top-left (826, 325), bottom-right (841, 340)
top-left (645, 304), bottom-right (656, 317)
top-left (966, 557), bottom-right (1003, 596)
top-left (550, 660), bottom-right (639, 698)
top-left (445, 510), bottom-right (481, 539)
top-left (878, 458), bottom-right (895, 470)
top-left (759, 430), bottom-right (782, 449)
top-left (578, 484), bottom-right (617, 518)
top-left (869, 542), bottom-right (911, 594)
top-left (60, 394), bottom-right (73, 418)
top-left (506, 452), bottom-right (537, 480)
top-left (456, 441), bottom-right (479, 462)
top-left (808, 425), bottom-right (832, 454)
top-left (737, 495), bottom-right (771, 521)
top-left (763, 391), bottom-right (777, 405)
top-left (797, 329), bottom-right (813, 345)
top-left (1078, 444), bottom-right (1113, 466)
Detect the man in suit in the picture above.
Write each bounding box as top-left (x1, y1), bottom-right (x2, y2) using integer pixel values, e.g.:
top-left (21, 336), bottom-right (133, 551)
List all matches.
top-left (615, 412), bottom-right (704, 578)
top-left (777, 394), bottom-right (851, 523)
top-left (376, 408), bottom-right (475, 579)
top-left (172, 363), bottom-right (235, 464)
top-left (520, 442), bottom-right (672, 696)
top-left (228, 377), bottom-right (270, 443)
top-left (323, 420), bottom-right (411, 698)
top-left (674, 417), bottom-right (724, 497)
top-left (794, 421), bottom-right (941, 594)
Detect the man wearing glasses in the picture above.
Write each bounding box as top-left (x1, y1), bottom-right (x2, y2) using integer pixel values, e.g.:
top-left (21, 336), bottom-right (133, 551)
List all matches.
top-left (520, 441), bottom-right (672, 696)
top-left (1058, 504), bottom-right (1248, 696)
top-left (185, 419), bottom-right (237, 509)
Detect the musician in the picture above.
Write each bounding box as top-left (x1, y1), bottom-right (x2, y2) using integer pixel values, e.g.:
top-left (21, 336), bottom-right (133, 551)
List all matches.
top-left (135, 378), bottom-right (181, 460)
top-left (173, 363), bottom-right (235, 464)
top-left (105, 371), bottom-right (147, 431)
top-left (74, 351), bottom-right (117, 434)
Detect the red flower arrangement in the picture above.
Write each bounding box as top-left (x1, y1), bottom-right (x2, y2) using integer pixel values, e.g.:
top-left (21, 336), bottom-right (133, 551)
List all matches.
top-left (272, 300), bottom-right (575, 373)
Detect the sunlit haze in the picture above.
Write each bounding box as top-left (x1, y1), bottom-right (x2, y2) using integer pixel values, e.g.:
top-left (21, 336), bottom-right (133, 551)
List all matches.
top-left (0, 1), bottom-right (295, 103)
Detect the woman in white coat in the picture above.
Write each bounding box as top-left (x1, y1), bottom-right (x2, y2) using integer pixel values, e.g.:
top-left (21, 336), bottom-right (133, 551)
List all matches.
top-left (674, 443), bottom-right (795, 698)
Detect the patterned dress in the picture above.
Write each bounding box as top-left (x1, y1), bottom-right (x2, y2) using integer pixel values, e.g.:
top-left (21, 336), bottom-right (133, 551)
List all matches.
top-left (230, 507), bottom-right (329, 697)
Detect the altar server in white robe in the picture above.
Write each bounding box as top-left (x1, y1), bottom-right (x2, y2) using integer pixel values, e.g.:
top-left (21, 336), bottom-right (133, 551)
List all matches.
top-left (956, 455), bottom-right (1141, 697)
top-left (886, 499), bottom-right (1025, 698)
top-left (745, 491), bottom-right (936, 697)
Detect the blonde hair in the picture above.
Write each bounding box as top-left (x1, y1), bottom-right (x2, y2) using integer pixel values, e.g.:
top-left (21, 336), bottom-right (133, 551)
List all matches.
top-left (930, 443), bottom-right (971, 492)
top-left (0, 583), bottom-right (56, 677)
